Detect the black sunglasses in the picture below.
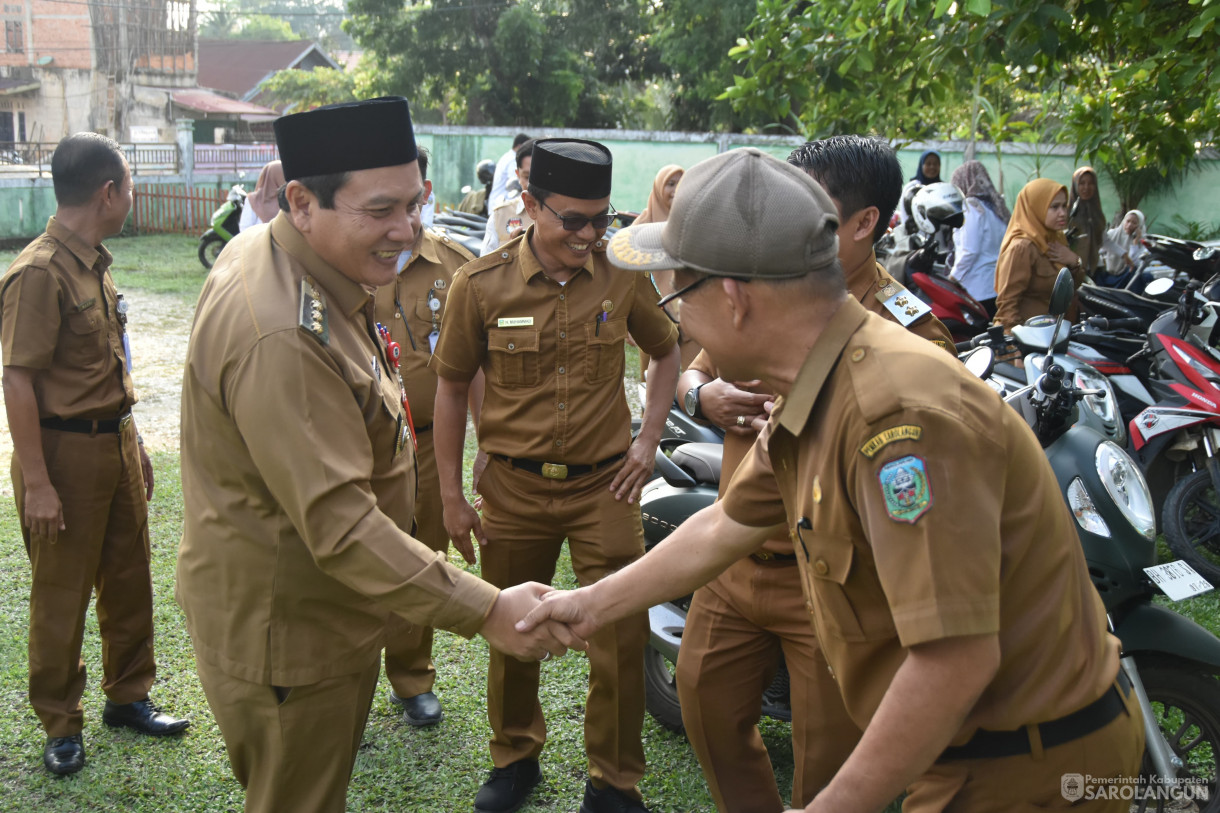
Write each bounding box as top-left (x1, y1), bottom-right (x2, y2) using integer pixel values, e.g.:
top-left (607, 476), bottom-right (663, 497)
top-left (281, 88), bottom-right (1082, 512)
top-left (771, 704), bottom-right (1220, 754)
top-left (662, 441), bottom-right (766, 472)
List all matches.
top-left (657, 274), bottom-right (710, 308)
top-left (540, 200), bottom-right (617, 231)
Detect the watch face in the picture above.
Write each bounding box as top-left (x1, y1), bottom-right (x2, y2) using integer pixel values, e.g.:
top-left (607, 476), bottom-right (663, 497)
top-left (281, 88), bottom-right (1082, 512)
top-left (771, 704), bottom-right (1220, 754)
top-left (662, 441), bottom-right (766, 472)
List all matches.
top-left (684, 387), bottom-right (698, 417)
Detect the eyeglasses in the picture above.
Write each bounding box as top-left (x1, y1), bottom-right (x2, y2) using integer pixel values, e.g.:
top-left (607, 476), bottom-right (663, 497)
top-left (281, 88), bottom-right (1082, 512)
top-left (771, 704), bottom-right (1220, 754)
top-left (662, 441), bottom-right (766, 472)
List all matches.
top-left (657, 274), bottom-right (710, 308)
top-left (540, 200), bottom-right (617, 231)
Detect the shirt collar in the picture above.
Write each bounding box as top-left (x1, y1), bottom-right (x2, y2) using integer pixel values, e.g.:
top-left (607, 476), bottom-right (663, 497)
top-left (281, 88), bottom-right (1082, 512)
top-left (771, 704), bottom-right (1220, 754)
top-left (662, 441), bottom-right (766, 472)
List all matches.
top-left (270, 212), bottom-right (372, 318)
top-left (842, 247), bottom-right (881, 302)
top-left (400, 230), bottom-right (442, 273)
top-left (46, 216), bottom-right (108, 273)
top-left (777, 296), bottom-right (869, 437)
top-left (517, 225), bottom-right (596, 284)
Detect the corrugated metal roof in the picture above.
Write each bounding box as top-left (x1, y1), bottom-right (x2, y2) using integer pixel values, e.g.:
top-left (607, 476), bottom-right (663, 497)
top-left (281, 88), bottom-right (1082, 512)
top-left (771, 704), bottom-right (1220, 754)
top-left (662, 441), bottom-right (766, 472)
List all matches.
top-left (197, 39), bottom-right (339, 101)
top-left (171, 89), bottom-right (277, 117)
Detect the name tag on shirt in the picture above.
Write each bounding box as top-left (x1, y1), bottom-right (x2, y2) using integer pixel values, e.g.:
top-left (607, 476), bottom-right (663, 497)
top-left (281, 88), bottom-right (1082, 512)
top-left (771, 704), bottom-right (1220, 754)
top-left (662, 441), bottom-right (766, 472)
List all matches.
top-left (498, 317), bottom-right (534, 327)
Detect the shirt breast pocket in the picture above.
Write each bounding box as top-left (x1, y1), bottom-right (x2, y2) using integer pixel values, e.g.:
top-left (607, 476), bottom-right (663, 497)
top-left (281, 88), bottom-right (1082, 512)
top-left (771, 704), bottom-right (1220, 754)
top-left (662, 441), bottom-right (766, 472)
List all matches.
top-left (584, 317), bottom-right (627, 383)
top-left (801, 536), bottom-right (897, 644)
top-left (488, 328), bottom-right (541, 388)
top-left (65, 302), bottom-right (106, 360)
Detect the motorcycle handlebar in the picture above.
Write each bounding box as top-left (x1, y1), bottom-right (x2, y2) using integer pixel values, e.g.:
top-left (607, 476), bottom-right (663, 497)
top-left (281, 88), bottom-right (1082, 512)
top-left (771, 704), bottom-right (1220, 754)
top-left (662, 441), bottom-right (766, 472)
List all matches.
top-left (1084, 315), bottom-right (1144, 331)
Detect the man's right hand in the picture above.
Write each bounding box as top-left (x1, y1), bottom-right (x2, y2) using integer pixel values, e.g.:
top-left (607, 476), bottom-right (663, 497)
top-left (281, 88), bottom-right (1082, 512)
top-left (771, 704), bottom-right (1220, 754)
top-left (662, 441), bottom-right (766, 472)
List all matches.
top-left (698, 378), bottom-right (773, 436)
top-left (443, 496), bottom-right (487, 564)
top-left (515, 586), bottom-right (603, 641)
top-left (24, 481), bottom-right (65, 543)
top-left (481, 582), bottom-right (588, 661)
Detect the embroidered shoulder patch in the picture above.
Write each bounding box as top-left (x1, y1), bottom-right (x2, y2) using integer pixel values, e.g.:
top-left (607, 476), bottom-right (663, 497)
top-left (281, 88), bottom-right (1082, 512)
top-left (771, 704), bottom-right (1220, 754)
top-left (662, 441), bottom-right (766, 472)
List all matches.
top-left (860, 425), bottom-right (922, 459)
top-left (878, 455), bottom-right (932, 524)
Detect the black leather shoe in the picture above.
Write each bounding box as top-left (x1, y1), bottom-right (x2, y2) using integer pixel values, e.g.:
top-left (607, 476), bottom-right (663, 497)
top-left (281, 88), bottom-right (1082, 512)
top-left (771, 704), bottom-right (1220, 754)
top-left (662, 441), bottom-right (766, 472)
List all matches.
top-left (579, 780), bottom-right (651, 813)
top-left (389, 690), bottom-right (443, 727)
top-left (473, 759), bottom-right (542, 813)
top-left (43, 733), bottom-right (85, 776)
top-left (102, 698), bottom-right (190, 736)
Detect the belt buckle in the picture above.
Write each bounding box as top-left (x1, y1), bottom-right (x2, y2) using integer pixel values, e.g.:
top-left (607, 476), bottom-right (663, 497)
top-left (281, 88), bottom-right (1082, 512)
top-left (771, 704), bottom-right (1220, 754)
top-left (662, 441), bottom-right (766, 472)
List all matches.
top-left (119, 414), bottom-right (133, 430)
top-left (541, 462), bottom-right (568, 480)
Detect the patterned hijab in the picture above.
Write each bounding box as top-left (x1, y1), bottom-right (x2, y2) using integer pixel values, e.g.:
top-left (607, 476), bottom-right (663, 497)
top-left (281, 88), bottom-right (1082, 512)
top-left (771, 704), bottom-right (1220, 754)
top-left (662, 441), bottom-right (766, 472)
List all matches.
top-left (635, 165), bottom-right (684, 225)
top-left (1001, 178), bottom-right (1069, 255)
top-left (1069, 166), bottom-right (1107, 269)
top-left (950, 160), bottom-right (1010, 223)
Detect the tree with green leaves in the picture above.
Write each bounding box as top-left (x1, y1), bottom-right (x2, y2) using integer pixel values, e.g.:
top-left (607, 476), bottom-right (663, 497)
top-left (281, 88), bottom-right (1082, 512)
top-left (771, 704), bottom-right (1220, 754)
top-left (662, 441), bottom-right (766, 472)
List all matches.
top-left (652, 0), bottom-right (756, 131)
top-left (723, 0), bottom-right (1219, 212)
top-left (257, 67), bottom-right (358, 113)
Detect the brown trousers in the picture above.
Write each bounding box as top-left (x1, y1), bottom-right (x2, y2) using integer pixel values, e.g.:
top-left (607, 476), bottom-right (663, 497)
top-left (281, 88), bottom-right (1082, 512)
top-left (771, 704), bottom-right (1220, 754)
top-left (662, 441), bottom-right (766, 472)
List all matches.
top-left (383, 428), bottom-right (447, 698)
top-left (197, 656), bottom-right (380, 813)
top-left (12, 421), bottom-right (156, 737)
top-left (477, 455), bottom-right (648, 796)
top-left (676, 556), bottom-right (860, 812)
top-left (906, 678), bottom-right (1144, 812)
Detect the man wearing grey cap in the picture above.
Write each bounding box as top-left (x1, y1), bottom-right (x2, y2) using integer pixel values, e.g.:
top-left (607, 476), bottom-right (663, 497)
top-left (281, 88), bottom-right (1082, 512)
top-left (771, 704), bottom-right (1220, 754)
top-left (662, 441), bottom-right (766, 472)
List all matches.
top-left (431, 138), bottom-right (680, 813)
top-left (517, 148), bottom-right (1142, 812)
top-left (176, 98), bottom-right (583, 813)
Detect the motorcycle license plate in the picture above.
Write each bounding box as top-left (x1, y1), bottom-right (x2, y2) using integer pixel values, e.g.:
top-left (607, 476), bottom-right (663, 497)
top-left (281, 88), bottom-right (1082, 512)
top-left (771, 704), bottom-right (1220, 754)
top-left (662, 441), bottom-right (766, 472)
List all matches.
top-left (1144, 560), bottom-right (1214, 601)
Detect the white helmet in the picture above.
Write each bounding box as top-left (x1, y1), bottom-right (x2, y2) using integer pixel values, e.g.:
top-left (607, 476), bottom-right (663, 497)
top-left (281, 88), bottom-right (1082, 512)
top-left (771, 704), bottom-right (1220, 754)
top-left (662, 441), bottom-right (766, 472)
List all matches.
top-left (911, 182), bottom-right (965, 235)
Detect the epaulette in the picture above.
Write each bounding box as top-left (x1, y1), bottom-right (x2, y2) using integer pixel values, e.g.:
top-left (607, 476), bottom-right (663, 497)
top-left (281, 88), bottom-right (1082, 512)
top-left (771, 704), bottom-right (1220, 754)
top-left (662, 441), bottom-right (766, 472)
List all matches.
top-left (875, 279), bottom-right (932, 327)
top-left (429, 228), bottom-right (476, 262)
top-left (461, 244), bottom-right (516, 277)
top-left (298, 276), bottom-right (329, 345)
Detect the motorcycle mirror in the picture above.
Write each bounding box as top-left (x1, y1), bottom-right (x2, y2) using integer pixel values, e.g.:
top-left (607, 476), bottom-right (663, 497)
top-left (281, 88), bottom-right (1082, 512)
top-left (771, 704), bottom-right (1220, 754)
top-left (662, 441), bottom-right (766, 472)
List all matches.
top-left (1048, 268), bottom-right (1076, 317)
top-left (960, 346), bottom-right (996, 380)
top-left (1144, 277), bottom-right (1174, 297)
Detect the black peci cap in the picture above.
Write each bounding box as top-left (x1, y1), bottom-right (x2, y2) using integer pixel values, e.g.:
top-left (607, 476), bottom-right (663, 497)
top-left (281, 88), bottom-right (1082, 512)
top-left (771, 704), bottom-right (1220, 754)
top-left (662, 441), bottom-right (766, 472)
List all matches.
top-left (529, 139), bottom-right (612, 200)
top-left (274, 96), bottom-right (418, 182)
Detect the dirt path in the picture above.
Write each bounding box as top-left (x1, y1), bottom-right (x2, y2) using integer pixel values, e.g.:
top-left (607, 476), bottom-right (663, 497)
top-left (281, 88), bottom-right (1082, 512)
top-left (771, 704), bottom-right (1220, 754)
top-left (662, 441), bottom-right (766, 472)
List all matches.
top-left (0, 290), bottom-right (194, 497)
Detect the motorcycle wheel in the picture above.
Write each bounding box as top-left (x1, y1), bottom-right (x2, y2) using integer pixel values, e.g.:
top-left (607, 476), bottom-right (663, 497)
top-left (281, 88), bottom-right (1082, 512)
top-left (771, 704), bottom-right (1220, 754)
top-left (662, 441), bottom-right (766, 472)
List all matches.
top-left (198, 235), bottom-right (225, 270)
top-left (1135, 660), bottom-right (1220, 812)
top-left (642, 646), bottom-right (685, 734)
top-left (1163, 470), bottom-right (1220, 584)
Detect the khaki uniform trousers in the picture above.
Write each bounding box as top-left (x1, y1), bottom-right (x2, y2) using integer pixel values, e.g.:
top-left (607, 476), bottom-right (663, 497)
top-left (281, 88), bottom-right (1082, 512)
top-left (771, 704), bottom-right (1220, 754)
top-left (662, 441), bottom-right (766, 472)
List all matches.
top-left (196, 656), bottom-right (380, 813)
top-left (12, 422), bottom-right (156, 738)
top-left (383, 427), bottom-right (447, 698)
top-left (676, 555), bottom-right (860, 812)
top-left (478, 455), bottom-right (648, 796)
top-left (905, 678), bottom-right (1144, 812)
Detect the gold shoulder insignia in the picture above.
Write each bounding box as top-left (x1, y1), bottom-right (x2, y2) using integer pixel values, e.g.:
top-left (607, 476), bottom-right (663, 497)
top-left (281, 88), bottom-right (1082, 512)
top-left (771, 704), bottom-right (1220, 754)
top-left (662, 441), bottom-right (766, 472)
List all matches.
top-left (299, 277), bottom-right (329, 345)
top-left (860, 425), bottom-right (922, 458)
top-left (875, 280), bottom-right (932, 327)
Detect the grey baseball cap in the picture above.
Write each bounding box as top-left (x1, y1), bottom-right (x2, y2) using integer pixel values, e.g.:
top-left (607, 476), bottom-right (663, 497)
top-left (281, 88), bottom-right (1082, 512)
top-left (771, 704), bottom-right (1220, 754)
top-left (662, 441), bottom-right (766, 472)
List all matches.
top-left (607, 148), bottom-right (839, 279)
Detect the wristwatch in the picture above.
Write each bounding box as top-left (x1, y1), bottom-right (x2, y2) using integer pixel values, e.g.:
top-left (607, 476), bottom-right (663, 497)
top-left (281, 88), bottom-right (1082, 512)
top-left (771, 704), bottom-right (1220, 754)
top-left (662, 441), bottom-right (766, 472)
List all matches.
top-left (683, 383), bottom-right (706, 420)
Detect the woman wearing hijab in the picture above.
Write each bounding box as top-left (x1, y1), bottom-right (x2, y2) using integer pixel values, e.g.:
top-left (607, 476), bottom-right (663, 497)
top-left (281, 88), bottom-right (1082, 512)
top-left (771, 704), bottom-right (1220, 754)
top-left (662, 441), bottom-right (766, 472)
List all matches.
top-left (993, 177), bottom-right (1086, 331)
top-left (1098, 209), bottom-right (1148, 282)
top-left (238, 159), bottom-right (285, 232)
top-left (1067, 166), bottom-right (1107, 278)
top-left (949, 161), bottom-right (1009, 316)
top-left (911, 150), bottom-right (942, 184)
top-left (634, 165), bottom-right (701, 377)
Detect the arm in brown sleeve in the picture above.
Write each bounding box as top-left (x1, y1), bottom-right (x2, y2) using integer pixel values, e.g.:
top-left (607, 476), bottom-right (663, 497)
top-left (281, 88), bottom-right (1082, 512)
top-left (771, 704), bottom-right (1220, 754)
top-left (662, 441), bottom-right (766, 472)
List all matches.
top-left (227, 331), bottom-right (497, 638)
top-left (993, 239), bottom-right (1036, 332)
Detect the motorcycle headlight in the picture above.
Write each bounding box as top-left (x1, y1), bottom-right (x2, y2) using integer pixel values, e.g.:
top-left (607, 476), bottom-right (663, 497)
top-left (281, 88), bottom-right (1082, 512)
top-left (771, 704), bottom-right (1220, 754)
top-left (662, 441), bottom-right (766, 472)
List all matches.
top-left (1095, 441), bottom-right (1157, 540)
top-left (1067, 477), bottom-right (1110, 538)
top-left (1074, 367), bottom-right (1124, 442)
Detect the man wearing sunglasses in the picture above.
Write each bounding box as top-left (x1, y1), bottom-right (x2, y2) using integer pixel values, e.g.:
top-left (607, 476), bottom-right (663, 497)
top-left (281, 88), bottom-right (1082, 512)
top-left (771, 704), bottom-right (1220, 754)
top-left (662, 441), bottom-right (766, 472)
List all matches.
top-left (432, 138), bottom-right (680, 813)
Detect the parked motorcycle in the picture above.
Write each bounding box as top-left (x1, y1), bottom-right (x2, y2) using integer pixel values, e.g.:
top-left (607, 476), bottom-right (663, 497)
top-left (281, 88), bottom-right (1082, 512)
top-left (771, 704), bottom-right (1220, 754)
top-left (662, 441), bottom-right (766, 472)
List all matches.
top-left (198, 184), bottom-right (246, 270)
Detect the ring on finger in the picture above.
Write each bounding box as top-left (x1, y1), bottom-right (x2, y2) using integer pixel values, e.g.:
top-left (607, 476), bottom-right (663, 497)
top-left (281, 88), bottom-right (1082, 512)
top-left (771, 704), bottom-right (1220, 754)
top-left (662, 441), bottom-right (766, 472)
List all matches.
top-left (539, 651), bottom-right (551, 662)
top-left (736, 415), bottom-right (746, 427)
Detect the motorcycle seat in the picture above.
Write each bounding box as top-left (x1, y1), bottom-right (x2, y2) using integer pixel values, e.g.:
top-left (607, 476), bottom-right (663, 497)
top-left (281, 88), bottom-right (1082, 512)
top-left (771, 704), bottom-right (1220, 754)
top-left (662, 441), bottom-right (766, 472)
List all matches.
top-left (670, 443), bottom-right (722, 485)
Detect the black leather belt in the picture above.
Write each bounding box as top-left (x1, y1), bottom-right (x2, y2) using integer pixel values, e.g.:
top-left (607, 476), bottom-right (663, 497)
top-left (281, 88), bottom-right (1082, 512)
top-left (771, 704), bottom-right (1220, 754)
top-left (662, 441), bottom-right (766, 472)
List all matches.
top-left (414, 423), bottom-right (433, 434)
top-left (496, 452), bottom-right (626, 480)
top-left (750, 550), bottom-right (798, 564)
top-left (938, 671), bottom-right (1131, 762)
top-left (40, 413), bottom-right (132, 435)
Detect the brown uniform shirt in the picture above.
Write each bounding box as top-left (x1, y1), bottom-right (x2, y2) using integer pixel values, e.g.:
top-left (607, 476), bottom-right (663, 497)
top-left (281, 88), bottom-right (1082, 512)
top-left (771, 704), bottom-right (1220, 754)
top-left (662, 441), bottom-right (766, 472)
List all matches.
top-left (993, 238), bottom-right (1086, 331)
top-left (687, 251), bottom-right (954, 556)
top-left (177, 214), bottom-right (498, 687)
top-left (721, 297), bottom-right (1119, 737)
top-left (373, 230), bottom-right (474, 427)
top-left (431, 228), bottom-right (678, 463)
top-left (0, 217), bottom-right (136, 419)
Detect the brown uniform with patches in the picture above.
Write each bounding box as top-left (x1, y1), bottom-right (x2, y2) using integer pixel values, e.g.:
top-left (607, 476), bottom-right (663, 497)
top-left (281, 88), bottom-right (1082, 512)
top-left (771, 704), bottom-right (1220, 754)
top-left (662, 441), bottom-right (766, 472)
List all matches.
top-left (676, 252), bottom-right (954, 811)
top-left (993, 238), bottom-right (1086, 331)
top-left (430, 227), bottom-right (677, 796)
top-left (373, 229), bottom-right (474, 700)
top-left (0, 216), bottom-right (155, 739)
top-left (178, 216), bottom-right (499, 813)
top-left (720, 296), bottom-right (1142, 811)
